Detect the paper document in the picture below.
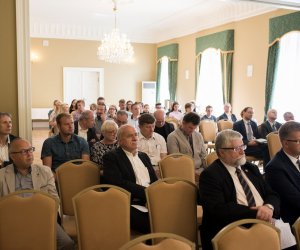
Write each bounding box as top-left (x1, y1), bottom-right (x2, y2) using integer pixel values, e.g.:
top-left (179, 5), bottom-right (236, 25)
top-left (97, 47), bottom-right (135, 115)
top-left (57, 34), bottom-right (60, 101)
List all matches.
top-left (131, 205), bottom-right (148, 213)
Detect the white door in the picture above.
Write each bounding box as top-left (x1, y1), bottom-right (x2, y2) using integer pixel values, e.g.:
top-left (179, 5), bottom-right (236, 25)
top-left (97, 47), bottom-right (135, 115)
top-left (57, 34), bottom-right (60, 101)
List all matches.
top-left (63, 67), bottom-right (104, 106)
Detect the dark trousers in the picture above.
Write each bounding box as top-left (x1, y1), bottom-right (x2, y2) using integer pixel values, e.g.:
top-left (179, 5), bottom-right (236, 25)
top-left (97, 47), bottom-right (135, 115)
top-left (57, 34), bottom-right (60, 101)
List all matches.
top-left (130, 206), bottom-right (150, 234)
top-left (245, 143), bottom-right (270, 167)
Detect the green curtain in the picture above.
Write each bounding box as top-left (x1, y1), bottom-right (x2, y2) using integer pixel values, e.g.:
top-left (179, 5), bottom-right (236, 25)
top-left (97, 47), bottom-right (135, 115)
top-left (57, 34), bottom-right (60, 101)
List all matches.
top-left (156, 44), bottom-right (178, 102)
top-left (264, 11), bottom-right (300, 119)
top-left (195, 30), bottom-right (234, 103)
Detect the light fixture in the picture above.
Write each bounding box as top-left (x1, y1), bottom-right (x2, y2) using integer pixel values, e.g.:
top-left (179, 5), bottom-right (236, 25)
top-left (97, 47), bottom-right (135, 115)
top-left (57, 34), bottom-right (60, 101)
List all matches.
top-left (97, 0), bottom-right (134, 64)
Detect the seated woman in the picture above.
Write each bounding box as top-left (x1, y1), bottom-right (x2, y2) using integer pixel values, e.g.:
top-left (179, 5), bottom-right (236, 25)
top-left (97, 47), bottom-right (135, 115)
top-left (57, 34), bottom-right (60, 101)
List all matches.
top-left (168, 101), bottom-right (183, 122)
top-left (90, 120), bottom-right (118, 168)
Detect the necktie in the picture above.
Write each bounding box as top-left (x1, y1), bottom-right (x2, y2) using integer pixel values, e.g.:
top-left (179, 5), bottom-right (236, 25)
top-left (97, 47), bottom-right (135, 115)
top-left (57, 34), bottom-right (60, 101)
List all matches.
top-left (246, 122), bottom-right (253, 141)
top-left (188, 136), bottom-right (194, 156)
top-left (236, 168), bottom-right (256, 207)
top-left (272, 123), bottom-right (277, 131)
top-left (296, 158), bottom-right (300, 171)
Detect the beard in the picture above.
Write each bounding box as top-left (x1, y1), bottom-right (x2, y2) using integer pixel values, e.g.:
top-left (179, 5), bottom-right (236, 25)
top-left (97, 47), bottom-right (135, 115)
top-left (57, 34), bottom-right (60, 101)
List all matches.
top-left (233, 155), bottom-right (247, 167)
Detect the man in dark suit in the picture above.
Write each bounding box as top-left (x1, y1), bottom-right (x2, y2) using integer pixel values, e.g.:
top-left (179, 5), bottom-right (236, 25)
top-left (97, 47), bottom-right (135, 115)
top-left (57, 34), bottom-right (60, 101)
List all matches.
top-left (103, 124), bottom-right (157, 233)
top-left (259, 109), bottom-right (282, 139)
top-left (74, 110), bottom-right (99, 147)
top-left (233, 107), bottom-right (270, 166)
top-left (217, 103), bottom-right (237, 122)
top-left (153, 109), bottom-right (174, 142)
top-left (265, 121), bottom-right (300, 226)
top-left (199, 129), bottom-right (280, 250)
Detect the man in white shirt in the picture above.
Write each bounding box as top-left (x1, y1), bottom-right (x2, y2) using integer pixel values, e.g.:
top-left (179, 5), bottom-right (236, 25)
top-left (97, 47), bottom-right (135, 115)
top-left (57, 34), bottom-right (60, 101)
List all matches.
top-left (128, 103), bottom-right (140, 131)
top-left (137, 114), bottom-right (167, 167)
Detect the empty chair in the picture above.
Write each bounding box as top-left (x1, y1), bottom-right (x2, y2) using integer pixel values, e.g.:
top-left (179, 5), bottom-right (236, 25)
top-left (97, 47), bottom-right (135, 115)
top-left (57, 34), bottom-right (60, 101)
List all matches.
top-left (199, 120), bottom-right (217, 152)
top-left (73, 184), bottom-right (131, 250)
top-left (217, 120), bottom-right (233, 131)
top-left (146, 178), bottom-right (198, 245)
top-left (212, 219), bottom-right (280, 250)
top-left (120, 232), bottom-right (195, 250)
top-left (267, 132), bottom-right (282, 159)
top-left (56, 159), bottom-right (100, 238)
top-left (205, 151), bottom-right (218, 166)
top-left (0, 190), bottom-right (58, 250)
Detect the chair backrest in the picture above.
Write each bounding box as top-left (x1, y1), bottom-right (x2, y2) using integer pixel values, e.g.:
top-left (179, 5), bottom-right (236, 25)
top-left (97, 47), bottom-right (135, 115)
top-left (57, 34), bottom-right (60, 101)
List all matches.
top-left (0, 190), bottom-right (58, 250)
top-left (159, 153), bottom-right (195, 184)
top-left (212, 219), bottom-right (281, 250)
top-left (293, 217), bottom-right (300, 249)
top-left (73, 184), bottom-right (131, 250)
top-left (166, 117), bottom-right (179, 130)
top-left (267, 132), bottom-right (282, 160)
top-left (146, 178), bottom-right (198, 245)
top-left (217, 120), bottom-right (233, 131)
top-left (199, 121), bottom-right (217, 142)
top-left (205, 151), bottom-right (218, 166)
top-left (56, 159), bottom-right (100, 216)
top-left (120, 232), bottom-right (195, 250)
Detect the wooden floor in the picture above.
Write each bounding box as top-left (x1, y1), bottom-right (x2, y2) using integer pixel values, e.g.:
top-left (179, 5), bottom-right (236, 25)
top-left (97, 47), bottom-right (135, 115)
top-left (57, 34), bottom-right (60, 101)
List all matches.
top-left (32, 128), bottom-right (49, 165)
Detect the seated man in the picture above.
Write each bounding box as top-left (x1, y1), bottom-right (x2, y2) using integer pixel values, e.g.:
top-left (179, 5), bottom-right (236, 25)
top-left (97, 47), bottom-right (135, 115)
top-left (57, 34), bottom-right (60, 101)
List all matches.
top-left (153, 109), bottom-right (174, 142)
top-left (41, 113), bottom-right (90, 175)
top-left (283, 111), bottom-right (295, 122)
top-left (137, 113), bottom-right (167, 167)
top-left (102, 124), bottom-right (157, 233)
top-left (0, 138), bottom-right (74, 250)
top-left (94, 104), bottom-right (107, 136)
top-left (114, 110), bottom-right (128, 127)
top-left (201, 105), bottom-right (217, 122)
top-left (265, 121), bottom-right (300, 226)
top-left (217, 103), bottom-right (237, 122)
top-left (233, 107), bottom-right (270, 166)
top-left (259, 108), bottom-right (282, 139)
top-left (199, 130), bottom-right (279, 250)
top-left (74, 110), bottom-right (98, 147)
top-left (0, 112), bottom-right (18, 168)
top-left (167, 112), bottom-right (207, 172)
top-left (128, 103), bottom-right (140, 131)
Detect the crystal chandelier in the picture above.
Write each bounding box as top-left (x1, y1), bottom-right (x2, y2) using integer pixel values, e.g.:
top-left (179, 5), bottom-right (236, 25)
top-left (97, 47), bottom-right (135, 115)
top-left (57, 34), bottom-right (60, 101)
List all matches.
top-left (97, 0), bottom-right (134, 64)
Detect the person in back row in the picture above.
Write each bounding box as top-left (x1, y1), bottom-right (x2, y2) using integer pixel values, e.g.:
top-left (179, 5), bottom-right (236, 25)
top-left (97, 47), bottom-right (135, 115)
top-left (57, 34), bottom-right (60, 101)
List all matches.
top-left (201, 105), bottom-right (217, 122)
top-left (153, 109), bottom-right (174, 142)
top-left (217, 103), bottom-right (237, 122)
top-left (259, 108), bottom-right (282, 139)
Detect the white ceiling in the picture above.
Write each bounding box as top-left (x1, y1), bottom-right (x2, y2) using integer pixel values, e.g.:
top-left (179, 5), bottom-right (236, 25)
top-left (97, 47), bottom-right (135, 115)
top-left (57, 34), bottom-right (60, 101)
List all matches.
top-left (29, 0), bottom-right (299, 43)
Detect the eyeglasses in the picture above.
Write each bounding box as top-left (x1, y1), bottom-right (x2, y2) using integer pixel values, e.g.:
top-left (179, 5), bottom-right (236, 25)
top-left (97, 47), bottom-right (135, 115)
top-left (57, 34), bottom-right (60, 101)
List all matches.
top-left (220, 144), bottom-right (247, 152)
top-left (10, 147), bottom-right (35, 155)
top-left (285, 139), bottom-right (300, 144)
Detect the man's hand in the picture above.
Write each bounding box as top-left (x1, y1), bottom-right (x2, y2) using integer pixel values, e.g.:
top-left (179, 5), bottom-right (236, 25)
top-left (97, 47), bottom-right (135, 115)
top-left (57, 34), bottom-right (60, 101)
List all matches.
top-left (250, 205), bottom-right (273, 222)
top-left (248, 140), bottom-right (258, 146)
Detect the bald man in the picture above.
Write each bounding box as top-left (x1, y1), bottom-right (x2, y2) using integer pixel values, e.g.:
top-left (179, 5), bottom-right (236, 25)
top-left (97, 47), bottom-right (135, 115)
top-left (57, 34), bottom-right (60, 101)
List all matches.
top-left (259, 109), bottom-right (282, 139)
top-left (153, 109), bottom-right (174, 142)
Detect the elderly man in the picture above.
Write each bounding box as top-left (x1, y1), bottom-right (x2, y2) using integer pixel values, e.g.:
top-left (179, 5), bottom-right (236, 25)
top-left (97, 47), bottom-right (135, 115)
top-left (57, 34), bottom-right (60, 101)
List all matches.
top-left (0, 112), bottom-right (18, 168)
top-left (41, 113), bottom-right (90, 174)
top-left (283, 112), bottom-right (295, 122)
top-left (199, 129), bottom-right (280, 250)
top-left (115, 110), bottom-right (128, 127)
top-left (103, 124), bottom-right (157, 233)
top-left (74, 110), bottom-right (98, 146)
top-left (259, 109), bottom-right (282, 139)
top-left (265, 121), bottom-right (300, 226)
top-left (217, 103), bottom-right (237, 122)
top-left (153, 109), bottom-right (174, 142)
top-left (0, 138), bottom-right (74, 250)
top-left (167, 112), bottom-right (206, 171)
top-left (137, 114), bottom-right (167, 167)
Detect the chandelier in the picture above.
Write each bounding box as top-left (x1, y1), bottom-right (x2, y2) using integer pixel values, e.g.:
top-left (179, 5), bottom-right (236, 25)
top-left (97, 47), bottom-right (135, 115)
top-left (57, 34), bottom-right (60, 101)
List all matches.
top-left (97, 0), bottom-right (134, 64)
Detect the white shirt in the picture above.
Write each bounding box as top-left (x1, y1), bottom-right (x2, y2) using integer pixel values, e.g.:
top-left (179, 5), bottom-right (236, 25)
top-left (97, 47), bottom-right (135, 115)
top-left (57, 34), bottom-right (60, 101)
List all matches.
top-left (123, 149), bottom-right (150, 187)
top-left (284, 151), bottom-right (300, 172)
top-left (0, 136), bottom-right (10, 163)
top-left (78, 123), bottom-right (88, 141)
top-left (128, 117), bottom-right (139, 132)
top-left (222, 160), bottom-right (264, 206)
top-left (169, 111), bottom-right (184, 121)
top-left (137, 132), bottom-right (167, 166)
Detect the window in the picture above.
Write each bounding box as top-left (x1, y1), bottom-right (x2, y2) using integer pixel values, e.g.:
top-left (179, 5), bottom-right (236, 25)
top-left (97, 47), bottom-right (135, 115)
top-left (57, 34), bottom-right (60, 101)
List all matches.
top-left (196, 48), bottom-right (223, 116)
top-left (271, 31), bottom-right (300, 122)
top-left (159, 56), bottom-right (170, 105)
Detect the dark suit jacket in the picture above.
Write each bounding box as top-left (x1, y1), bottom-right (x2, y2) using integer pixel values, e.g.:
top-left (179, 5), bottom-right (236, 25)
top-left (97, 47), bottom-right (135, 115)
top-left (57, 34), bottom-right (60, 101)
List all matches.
top-left (2, 134), bottom-right (18, 168)
top-left (199, 159), bottom-right (280, 250)
top-left (265, 149), bottom-right (300, 225)
top-left (217, 113), bottom-right (237, 122)
top-left (233, 120), bottom-right (260, 145)
top-left (154, 121), bottom-right (175, 142)
top-left (102, 147), bottom-right (157, 204)
top-left (259, 120), bottom-right (282, 139)
top-left (74, 121), bottom-right (99, 147)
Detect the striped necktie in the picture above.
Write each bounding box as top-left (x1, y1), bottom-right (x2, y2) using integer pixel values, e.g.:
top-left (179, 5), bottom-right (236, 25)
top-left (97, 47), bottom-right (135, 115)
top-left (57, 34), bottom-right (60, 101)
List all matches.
top-left (246, 122), bottom-right (253, 141)
top-left (236, 168), bottom-right (256, 207)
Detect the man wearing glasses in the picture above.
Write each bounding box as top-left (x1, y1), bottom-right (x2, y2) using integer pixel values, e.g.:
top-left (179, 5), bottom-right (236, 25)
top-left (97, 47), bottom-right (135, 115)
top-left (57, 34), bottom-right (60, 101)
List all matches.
top-left (0, 138), bottom-right (74, 250)
top-left (199, 129), bottom-right (279, 250)
top-left (265, 121), bottom-right (300, 227)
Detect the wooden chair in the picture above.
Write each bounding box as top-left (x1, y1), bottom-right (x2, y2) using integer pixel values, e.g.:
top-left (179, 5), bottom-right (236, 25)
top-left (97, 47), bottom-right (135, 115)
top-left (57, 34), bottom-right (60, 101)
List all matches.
top-left (205, 151), bottom-right (218, 166)
top-left (267, 132), bottom-right (282, 160)
top-left (212, 219), bottom-right (280, 250)
top-left (146, 178), bottom-right (198, 245)
top-left (73, 184), bottom-right (131, 250)
top-left (199, 120), bottom-right (217, 153)
top-left (56, 159), bottom-right (100, 239)
top-left (120, 232), bottom-right (195, 250)
top-left (293, 217), bottom-right (300, 250)
top-left (217, 120), bottom-right (233, 131)
top-left (0, 190), bottom-right (58, 250)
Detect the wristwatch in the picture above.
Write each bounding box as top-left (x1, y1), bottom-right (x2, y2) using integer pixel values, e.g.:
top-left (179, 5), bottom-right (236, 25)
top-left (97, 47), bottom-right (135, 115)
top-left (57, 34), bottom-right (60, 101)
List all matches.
top-left (264, 204), bottom-right (274, 211)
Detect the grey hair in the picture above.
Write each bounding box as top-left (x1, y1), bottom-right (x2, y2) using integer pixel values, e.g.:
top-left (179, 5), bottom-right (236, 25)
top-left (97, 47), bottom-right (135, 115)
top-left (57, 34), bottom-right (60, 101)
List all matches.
top-left (0, 112), bottom-right (12, 119)
top-left (279, 121), bottom-right (300, 142)
top-left (101, 120), bottom-right (118, 134)
top-left (117, 124), bottom-right (135, 141)
top-left (215, 129), bottom-right (243, 156)
top-left (79, 110), bottom-right (93, 121)
top-left (116, 110), bottom-right (128, 117)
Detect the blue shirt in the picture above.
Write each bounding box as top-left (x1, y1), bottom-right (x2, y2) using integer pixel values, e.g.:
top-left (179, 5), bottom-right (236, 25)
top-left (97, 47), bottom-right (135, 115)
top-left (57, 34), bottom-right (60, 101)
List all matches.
top-left (41, 134), bottom-right (90, 171)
